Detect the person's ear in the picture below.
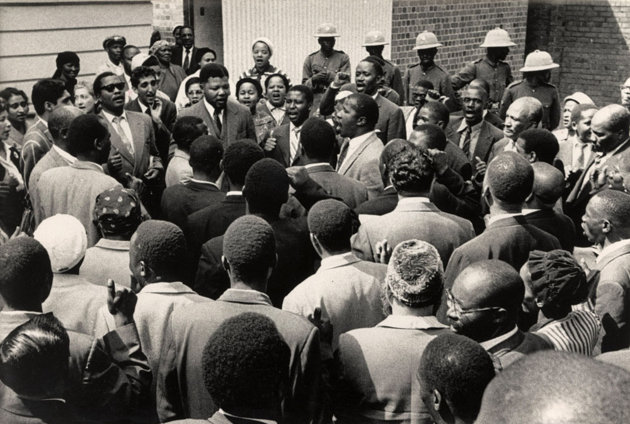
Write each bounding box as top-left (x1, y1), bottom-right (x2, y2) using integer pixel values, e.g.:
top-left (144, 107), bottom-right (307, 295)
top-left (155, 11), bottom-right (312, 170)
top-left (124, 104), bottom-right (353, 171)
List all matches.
top-left (44, 101), bottom-right (55, 114)
top-left (139, 260), bottom-right (147, 278)
top-left (525, 192), bottom-right (534, 203)
top-left (529, 151), bottom-right (537, 163)
top-left (601, 218), bottom-right (612, 235)
top-left (571, 120), bottom-right (578, 132)
top-left (356, 115), bottom-right (367, 127)
top-left (309, 233), bottom-right (323, 257)
top-left (482, 185), bottom-right (493, 207)
top-left (432, 389), bottom-right (442, 412)
top-left (60, 127), bottom-right (71, 141)
top-left (221, 255), bottom-right (230, 273)
top-left (219, 159), bottom-right (224, 171)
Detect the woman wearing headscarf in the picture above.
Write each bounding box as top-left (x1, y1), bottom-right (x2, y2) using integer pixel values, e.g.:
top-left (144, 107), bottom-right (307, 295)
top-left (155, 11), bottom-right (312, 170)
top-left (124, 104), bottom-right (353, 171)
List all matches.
top-left (0, 98), bottom-right (25, 238)
top-left (149, 40), bottom-right (187, 102)
top-left (52, 51), bottom-right (80, 98)
top-left (520, 249), bottom-right (601, 355)
top-left (239, 37), bottom-right (289, 89)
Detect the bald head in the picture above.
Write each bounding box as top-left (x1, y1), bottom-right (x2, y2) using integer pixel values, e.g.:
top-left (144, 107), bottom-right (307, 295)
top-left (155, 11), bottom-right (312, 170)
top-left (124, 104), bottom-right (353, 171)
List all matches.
top-left (510, 97), bottom-right (544, 125)
top-left (530, 162), bottom-right (565, 207)
top-left (454, 260), bottom-right (524, 312)
top-left (485, 151), bottom-right (534, 207)
top-left (476, 351), bottom-right (630, 424)
top-left (48, 106), bottom-right (83, 143)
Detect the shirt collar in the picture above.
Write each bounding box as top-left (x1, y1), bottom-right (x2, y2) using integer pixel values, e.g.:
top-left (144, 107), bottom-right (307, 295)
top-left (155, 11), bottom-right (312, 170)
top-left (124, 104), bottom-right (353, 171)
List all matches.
top-left (138, 101), bottom-right (149, 113)
top-left (396, 196), bottom-right (432, 209)
top-left (304, 162), bottom-right (332, 170)
top-left (597, 239), bottom-right (630, 264)
top-left (51, 145), bottom-right (76, 164)
top-left (318, 252), bottom-right (361, 271)
top-left (290, 122), bottom-right (302, 133)
top-left (101, 109), bottom-right (126, 124)
top-left (188, 178), bottom-right (220, 189)
top-left (522, 208), bottom-right (541, 215)
top-left (139, 281), bottom-right (198, 295)
top-left (95, 238), bottom-right (130, 251)
top-left (227, 190), bottom-right (243, 197)
top-left (218, 288), bottom-right (273, 306)
top-left (487, 212), bottom-right (523, 226)
top-left (36, 117), bottom-right (48, 128)
top-left (219, 409), bottom-right (277, 424)
top-left (480, 326), bottom-right (518, 350)
top-left (173, 148), bottom-right (190, 160)
top-left (348, 130), bottom-right (376, 148)
top-left (71, 160), bottom-right (105, 173)
top-left (266, 99), bottom-right (285, 112)
top-left (377, 314), bottom-right (448, 330)
top-left (457, 118), bottom-right (483, 133)
top-left (204, 98), bottom-right (218, 117)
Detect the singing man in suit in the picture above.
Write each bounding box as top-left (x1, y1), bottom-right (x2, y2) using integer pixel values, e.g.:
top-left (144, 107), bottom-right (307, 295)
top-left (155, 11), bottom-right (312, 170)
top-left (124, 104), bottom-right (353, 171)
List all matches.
top-left (335, 93), bottom-right (384, 198)
top-left (171, 26), bottom-right (199, 75)
top-left (179, 63), bottom-right (256, 146)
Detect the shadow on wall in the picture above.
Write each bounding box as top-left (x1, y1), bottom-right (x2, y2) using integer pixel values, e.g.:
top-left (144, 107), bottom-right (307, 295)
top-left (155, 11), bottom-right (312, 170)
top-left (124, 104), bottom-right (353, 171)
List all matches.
top-left (527, 0), bottom-right (630, 106)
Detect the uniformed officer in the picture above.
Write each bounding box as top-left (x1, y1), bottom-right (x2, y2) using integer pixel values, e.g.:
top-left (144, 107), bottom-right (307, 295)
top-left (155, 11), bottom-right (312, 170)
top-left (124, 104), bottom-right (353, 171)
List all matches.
top-left (451, 27), bottom-right (515, 111)
top-left (362, 30), bottom-right (404, 104)
top-left (499, 50), bottom-right (561, 131)
top-left (403, 31), bottom-right (458, 111)
top-left (302, 23), bottom-right (351, 113)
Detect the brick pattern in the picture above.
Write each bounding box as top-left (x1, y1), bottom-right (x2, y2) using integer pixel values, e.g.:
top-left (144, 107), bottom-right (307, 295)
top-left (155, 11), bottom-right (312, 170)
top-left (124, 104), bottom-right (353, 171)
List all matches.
top-left (527, 0), bottom-right (630, 107)
top-left (390, 0), bottom-right (528, 86)
top-left (152, 0), bottom-right (185, 42)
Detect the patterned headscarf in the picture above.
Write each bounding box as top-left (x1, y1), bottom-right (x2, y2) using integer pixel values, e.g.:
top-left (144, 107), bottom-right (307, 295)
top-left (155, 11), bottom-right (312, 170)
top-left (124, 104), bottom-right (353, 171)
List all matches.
top-left (93, 186), bottom-right (142, 235)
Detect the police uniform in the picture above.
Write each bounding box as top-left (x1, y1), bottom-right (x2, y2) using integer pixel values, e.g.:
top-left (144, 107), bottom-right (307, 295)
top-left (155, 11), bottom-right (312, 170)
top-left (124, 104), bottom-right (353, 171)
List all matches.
top-left (302, 50), bottom-right (351, 94)
top-left (381, 58), bottom-right (405, 104)
top-left (403, 63), bottom-right (457, 110)
top-left (499, 80), bottom-right (561, 131)
top-left (451, 56), bottom-right (513, 106)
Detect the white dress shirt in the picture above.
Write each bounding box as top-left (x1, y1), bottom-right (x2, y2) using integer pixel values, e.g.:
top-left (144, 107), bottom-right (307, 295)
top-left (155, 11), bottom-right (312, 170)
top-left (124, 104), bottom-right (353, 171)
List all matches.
top-left (102, 110), bottom-right (134, 155)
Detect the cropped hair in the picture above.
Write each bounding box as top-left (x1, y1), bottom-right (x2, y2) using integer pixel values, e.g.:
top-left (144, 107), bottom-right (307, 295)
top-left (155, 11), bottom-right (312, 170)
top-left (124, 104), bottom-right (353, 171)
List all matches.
top-left (66, 114), bottom-right (109, 156)
top-left (348, 93), bottom-right (379, 128)
top-left (189, 135), bottom-right (224, 174)
top-left (0, 87), bottom-right (29, 104)
top-left (195, 47), bottom-right (217, 65)
top-left (420, 101), bottom-right (450, 126)
top-left (265, 73), bottom-right (290, 91)
top-left (517, 128), bottom-right (559, 164)
top-left (237, 77), bottom-right (263, 98)
top-left (130, 66), bottom-right (157, 88)
top-left (486, 151), bottom-right (534, 205)
top-left (132, 220), bottom-right (188, 279)
top-left (200, 63), bottom-right (229, 83)
top-left (223, 216), bottom-right (277, 280)
top-left (300, 117), bottom-right (336, 160)
top-left (32, 79), bottom-right (67, 116)
top-left (172, 116), bottom-right (206, 151)
top-left (360, 56), bottom-right (385, 77)
top-left (222, 140), bottom-right (265, 186)
top-left (288, 84), bottom-right (314, 105)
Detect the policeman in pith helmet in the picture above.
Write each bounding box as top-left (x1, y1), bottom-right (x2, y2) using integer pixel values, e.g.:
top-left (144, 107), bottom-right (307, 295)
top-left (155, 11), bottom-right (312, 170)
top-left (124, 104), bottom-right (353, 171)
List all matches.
top-left (362, 30), bottom-right (404, 103)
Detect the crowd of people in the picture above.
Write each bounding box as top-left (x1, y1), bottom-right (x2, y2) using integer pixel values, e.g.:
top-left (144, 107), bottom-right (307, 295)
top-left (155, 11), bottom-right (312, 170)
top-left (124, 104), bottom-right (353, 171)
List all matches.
top-left (1, 20), bottom-right (630, 424)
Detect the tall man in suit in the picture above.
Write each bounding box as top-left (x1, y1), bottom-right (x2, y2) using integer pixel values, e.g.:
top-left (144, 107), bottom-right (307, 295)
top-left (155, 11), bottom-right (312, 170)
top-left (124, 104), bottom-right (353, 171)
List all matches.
top-left (171, 26), bottom-right (199, 75)
top-left (335, 93), bottom-right (384, 198)
top-left (180, 63), bottom-right (256, 146)
top-left (157, 215), bottom-right (322, 424)
top-left (447, 260), bottom-right (552, 369)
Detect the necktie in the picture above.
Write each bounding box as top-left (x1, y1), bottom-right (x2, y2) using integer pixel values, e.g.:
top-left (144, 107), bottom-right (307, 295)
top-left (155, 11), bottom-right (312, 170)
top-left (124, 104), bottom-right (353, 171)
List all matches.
top-left (213, 108), bottom-right (223, 135)
top-left (574, 142), bottom-right (585, 171)
top-left (8, 145), bottom-right (20, 169)
top-left (290, 127), bottom-right (301, 164)
top-left (112, 116), bottom-right (134, 155)
top-left (337, 139), bottom-right (349, 171)
top-left (461, 125), bottom-right (472, 158)
top-left (183, 49), bottom-right (190, 71)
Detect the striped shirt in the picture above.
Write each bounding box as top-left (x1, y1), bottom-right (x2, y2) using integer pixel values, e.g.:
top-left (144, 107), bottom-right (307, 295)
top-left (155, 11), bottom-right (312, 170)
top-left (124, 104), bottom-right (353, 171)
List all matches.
top-left (534, 309), bottom-right (601, 356)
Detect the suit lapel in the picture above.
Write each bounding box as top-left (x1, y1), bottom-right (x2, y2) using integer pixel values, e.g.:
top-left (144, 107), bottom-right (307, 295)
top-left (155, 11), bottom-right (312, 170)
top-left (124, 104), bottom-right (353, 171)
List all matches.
top-left (566, 154), bottom-right (598, 203)
top-left (274, 125), bottom-right (291, 166)
top-left (126, 113), bottom-right (145, 168)
top-left (102, 113), bottom-right (134, 165)
top-left (339, 133), bottom-right (376, 175)
top-left (474, 122), bottom-right (494, 162)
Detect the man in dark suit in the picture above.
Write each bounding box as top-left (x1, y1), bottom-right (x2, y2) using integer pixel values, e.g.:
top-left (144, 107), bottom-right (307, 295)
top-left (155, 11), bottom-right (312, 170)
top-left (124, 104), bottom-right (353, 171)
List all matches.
top-left (125, 66), bottom-right (177, 165)
top-left (410, 122), bottom-right (472, 179)
top-left (179, 64), bottom-right (256, 146)
top-left (439, 152), bottom-right (561, 321)
top-left (195, 159), bottom-right (318, 305)
top-left (161, 136), bottom-right (224, 230)
top-left (157, 215), bottom-right (322, 424)
top-left (171, 25), bottom-right (199, 75)
top-left (447, 260), bottom-right (552, 369)
top-left (524, 162), bottom-right (576, 251)
top-left (263, 85), bottom-right (313, 167)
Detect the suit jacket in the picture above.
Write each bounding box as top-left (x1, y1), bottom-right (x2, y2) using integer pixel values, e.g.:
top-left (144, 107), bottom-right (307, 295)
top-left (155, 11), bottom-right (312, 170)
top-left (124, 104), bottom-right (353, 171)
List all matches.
top-left (334, 315), bottom-right (449, 424)
top-left (172, 45), bottom-right (200, 75)
top-left (161, 179), bottom-right (225, 230)
top-left (524, 208), bottom-right (576, 252)
top-left (156, 289), bottom-right (322, 424)
top-left (306, 163), bottom-right (368, 209)
top-left (169, 411), bottom-right (276, 424)
top-left (28, 147), bottom-right (73, 225)
top-left (257, 100), bottom-right (290, 127)
top-left (487, 329), bottom-right (552, 369)
top-left (80, 239), bottom-right (132, 288)
top-left (179, 99), bottom-right (256, 147)
top-left (101, 110), bottom-right (163, 182)
top-left (443, 140), bottom-right (473, 180)
top-left (337, 132), bottom-right (384, 199)
top-left (439, 215), bottom-right (561, 322)
top-left (352, 198), bottom-right (475, 266)
top-left (283, 252), bottom-right (387, 351)
top-left (125, 97), bottom-right (177, 165)
top-left (20, 119), bottom-right (54, 187)
top-left (0, 386), bottom-right (73, 424)
top-left (354, 186), bottom-right (397, 216)
top-left (265, 123), bottom-right (306, 167)
top-left (447, 116), bottom-right (504, 163)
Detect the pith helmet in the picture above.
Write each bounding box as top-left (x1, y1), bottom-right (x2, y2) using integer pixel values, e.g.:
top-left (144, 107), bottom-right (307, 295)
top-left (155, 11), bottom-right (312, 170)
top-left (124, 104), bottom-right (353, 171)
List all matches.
top-left (363, 30), bottom-right (388, 46)
top-left (314, 23), bottom-right (340, 38)
top-left (519, 50), bottom-right (559, 72)
top-left (413, 31), bottom-right (442, 50)
top-left (480, 27), bottom-right (516, 47)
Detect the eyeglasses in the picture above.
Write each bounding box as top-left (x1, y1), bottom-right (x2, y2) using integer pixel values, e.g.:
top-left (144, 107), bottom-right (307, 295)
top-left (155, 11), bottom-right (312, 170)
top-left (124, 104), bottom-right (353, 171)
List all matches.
top-left (9, 101), bottom-right (28, 109)
top-left (101, 82), bottom-right (125, 92)
top-left (446, 289), bottom-right (506, 316)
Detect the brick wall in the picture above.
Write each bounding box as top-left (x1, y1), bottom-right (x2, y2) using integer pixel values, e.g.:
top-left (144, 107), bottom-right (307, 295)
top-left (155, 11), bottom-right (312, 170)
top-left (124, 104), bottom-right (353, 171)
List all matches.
top-left (152, 0), bottom-right (185, 42)
top-left (390, 0), bottom-right (529, 84)
top-left (527, 0), bottom-right (630, 107)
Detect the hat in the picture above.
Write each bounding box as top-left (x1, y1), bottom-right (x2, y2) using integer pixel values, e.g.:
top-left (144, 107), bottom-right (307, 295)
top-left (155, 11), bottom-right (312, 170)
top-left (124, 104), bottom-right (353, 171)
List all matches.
top-left (56, 51), bottom-right (80, 68)
top-left (314, 23), bottom-right (340, 38)
top-left (413, 31), bottom-right (442, 50)
top-left (479, 27), bottom-right (516, 48)
top-left (519, 50), bottom-right (559, 72)
top-left (149, 40), bottom-right (172, 55)
top-left (102, 35), bottom-right (126, 50)
top-left (386, 240), bottom-right (443, 307)
top-left (334, 90), bottom-right (353, 102)
top-left (564, 92), bottom-right (595, 106)
top-left (33, 214), bottom-right (87, 273)
top-left (130, 53), bottom-right (159, 71)
top-left (252, 37), bottom-right (274, 56)
top-left (363, 30), bottom-right (388, 47)
top-left (94, 186), bottom-right (142, 235)
top-left (527, 250), bottom-right (589, 308)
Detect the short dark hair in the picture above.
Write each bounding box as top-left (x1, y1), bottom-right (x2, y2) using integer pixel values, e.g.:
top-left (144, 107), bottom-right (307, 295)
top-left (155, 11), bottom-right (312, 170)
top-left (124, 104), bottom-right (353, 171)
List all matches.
top-left (222, 140), bottom-right (265, 186)
top-left (189, 135), bottom-right (223, 174)
top-left (132, 220), bottom-right (188, 280)
top-left (0, 314), bottom-right (69, 399)
top-left (486, 151), bottom-right (534, 205)
top-left (420, 101), bottom-right (450, 125)
top-left (31, 79), bottom-right (67, 116)
top-left (66, 114), bottom-right (109, 156)
top-left (390, 145), bottom-right (434, 193)
top-left (199, 63), bottom-right (229, 83)
top-left (236, 77), bottom-right (263, 98)
top-left (300, 117), bottom-right (336, 161)
top-left (308, 199), bottom-right (353, 252)
top-left (265, 73), bottom-right (290, 91)
top-left (592, 189), bottom-right (630, 229)
top-left (418, 333), bottom-right (495, 423)
top-left (348, 93), bottom-right (379, 128)
top-left (469, 78), bottom-right (491, 96)
top-left (123, 44), bottom-right (138, 53)
top-left (130, 66), bottom-right (157, 88)
top-left (380, 139), bottom-right (412, 184)
top-left (531, 162), bottom-right (564, 206)
top-left (92, 71), bottom-right (119, 95)
top-left (172, 25), bottom-right (183, 36)
top-left (360, 56), bottom-right (384, 77)
top-left (0, 238), bottom-right (52, 309)
top-left (412, 124), bottom-right (447, 150)
top-left (0, 99), bottom-right (6, 114)
top-left (243, 158), bottom-right (289, 214)
top-left (571, 103), bottom-right (597, 125)
top-left (181, 25), bottom-right (194, 33)
top-left (202, 313), bottom-right (289, 412)
top-left (517, 128), bottom-right (559, 164)
top-left (0, 87), bottom-right (28, 104)
top-left (414, 79), bottom-right (434, 90)
top-left (185, 77), bottom-right (202, 94)
top-left (288, 84), bottom-right (314, 105)
top-left (172, 116), bottom-right (206, 151)
top-left (194, 47), bottom-right (216, 65)
top-left (223, 215), bottom-right (276, 280)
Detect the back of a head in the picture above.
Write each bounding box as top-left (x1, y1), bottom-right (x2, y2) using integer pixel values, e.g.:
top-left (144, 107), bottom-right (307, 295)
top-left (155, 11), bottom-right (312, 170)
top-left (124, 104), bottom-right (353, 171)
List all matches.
top-left (0, 314), bottom-right (69, 399)
top-left (595, 104), bottom-right (630, 134)
top-left (172, 116), bottom-right (206, 151)
top-left (222, 140), bottom-right (265, 186)
top-left (592, 189), bottom-right (630, 230)
top-left (34, 214), bottom-right (88, 274)
top-left (223, 215), bottom-right (276, 282)
top-left (349, 93), bottom-right (379, 129)
top-left (418, 333), bottom-right (495, 423)
top-left (518, 128), bottom-right (559, 164)
top-left (200, 63), bottom-right (229, 83)
top-left (300, 117), bottom-right (336, 161)
top-left (308, 199), bottom-right (353, 253)
top-left (511, 97), bottom-right (544, 126)
top-left (202, 312), bottom-right (290, 413)
top-left (476, 351), bottom-right (630, 424)
top-left (531, 162), bottom-right (565, 206)
top-left (94, 186), bottom-right (143, 238)
top-left (0, 238), bottom-right (52, 309)
top-left (48, 106), bottom-right (82, 140)
top-left (486, 151), bottom-right (534, 205)
top-left (419, 101), bottom-right (450, 126)
top-left (66, 114), bottom-right (109, 157)
top-left (133, 220), bottom-right (188, 280)
top-left (243, 158), bottom-right (289, 213)
top-left (32, 79), bottom-right (66, 116)
top-left (189, 135), bottom-right (223, 174)
top-left (389, 144), bottom-right (434, 194)
top-left (458, 259), bottom-right (524, 313)
top-left (410, 123), bottom-right (447, 150)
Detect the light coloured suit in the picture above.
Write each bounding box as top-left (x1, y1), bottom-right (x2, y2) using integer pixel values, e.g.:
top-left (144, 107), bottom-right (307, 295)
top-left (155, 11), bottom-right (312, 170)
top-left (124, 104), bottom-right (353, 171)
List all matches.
top-left (306, 163), bottom-right (368, 209)
top-left (28, 147), bottom-right (74, 225)
top-left (80, 239), bottom-right (132, 288)
top-left (352, 197), bottom-right (475, 266)
top-left (337, 131), bottom-right (384, 199)
top-left (20, 118), bottom-right (53, 187)
top-left (283, 252), bottom-right (387, 352)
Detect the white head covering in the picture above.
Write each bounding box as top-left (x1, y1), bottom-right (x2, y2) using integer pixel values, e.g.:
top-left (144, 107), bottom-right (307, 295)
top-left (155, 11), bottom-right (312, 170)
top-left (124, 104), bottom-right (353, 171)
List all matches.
top-left (33, 214), bottom-right (87, 273)
top-left (252, 37), bottom-right (274, 57)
